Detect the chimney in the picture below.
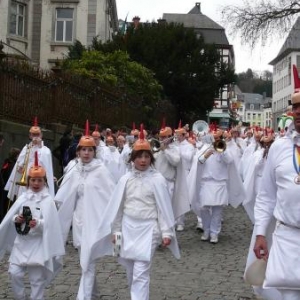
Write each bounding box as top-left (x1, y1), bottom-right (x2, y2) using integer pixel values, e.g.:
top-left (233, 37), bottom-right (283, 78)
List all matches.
top-left (196, 2), bottom-right (201, 13)
top-left (157, 18), bottom-right (167, 25)
top-left (132, 16), bottom-right (140, 29)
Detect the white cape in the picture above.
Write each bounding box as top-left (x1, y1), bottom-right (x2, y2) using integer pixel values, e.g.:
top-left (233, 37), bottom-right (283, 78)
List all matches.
top-left (55, 159), bottom-right (116, 271)
top-left (0, 189), bottom-right (65, 285)
top-left (86, 168), bottom-right (181, 271)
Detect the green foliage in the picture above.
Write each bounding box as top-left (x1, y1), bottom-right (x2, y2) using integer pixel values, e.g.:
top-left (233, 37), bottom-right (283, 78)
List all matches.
top-left (63, 48), bottom-right (162, 126)
top-left (67, 40), bottom-right (86, 60)
top-left (92, 22), bottom-right (234, 123)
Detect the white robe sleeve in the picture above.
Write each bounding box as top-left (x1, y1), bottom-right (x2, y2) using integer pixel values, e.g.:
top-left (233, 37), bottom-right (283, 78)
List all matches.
top-left (254, 144), bottom-right (277, 236)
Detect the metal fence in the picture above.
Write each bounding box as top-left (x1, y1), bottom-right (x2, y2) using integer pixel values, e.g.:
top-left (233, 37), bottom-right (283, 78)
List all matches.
top-left (0, 59), bottom-right (145, 129)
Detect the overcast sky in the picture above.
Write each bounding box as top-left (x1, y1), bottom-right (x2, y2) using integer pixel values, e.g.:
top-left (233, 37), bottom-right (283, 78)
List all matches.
top-left (116, 0), bottom-right (288, 74)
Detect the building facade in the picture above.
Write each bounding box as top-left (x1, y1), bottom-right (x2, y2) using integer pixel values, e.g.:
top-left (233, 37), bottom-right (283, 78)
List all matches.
top-left (0, 0), bottom-right (118, 69)
top-left (237, 92), bottom-right (272, 129)
top-left (269, 17), bottom-right (300, 129)
top-left (162, 2), bottom-right (235, 129)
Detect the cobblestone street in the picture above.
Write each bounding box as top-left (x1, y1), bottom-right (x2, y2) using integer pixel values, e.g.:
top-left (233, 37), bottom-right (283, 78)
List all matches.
top-left (0, 206), bottom-right (258, 300)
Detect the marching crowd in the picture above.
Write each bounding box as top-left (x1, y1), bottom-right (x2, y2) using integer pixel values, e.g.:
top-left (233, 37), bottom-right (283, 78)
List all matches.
top-left (0, 89), bottom-right (300, 300)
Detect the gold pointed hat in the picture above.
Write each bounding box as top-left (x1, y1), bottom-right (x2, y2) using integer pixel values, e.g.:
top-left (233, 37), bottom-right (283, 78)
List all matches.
top-left (174, 120), bottom-right (186, 135)
top-left (159, 117), bottom-right (172, 137)
top-left (28, 151), bottom-right (46, 178)
top-left (130, 122), bottom-right (140, 136)
top-left (29, 116), bottom-right (41, 134)
top-left (78, 120), bottom-right (96, 147)
top-left (133, 124), bottom-right (151, 151)
top-left (92, 124), bottom-right (101, 138)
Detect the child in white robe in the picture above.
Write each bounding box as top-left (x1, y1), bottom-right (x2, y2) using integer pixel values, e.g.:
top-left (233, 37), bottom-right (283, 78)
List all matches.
top-left (0, 151), bottom-right (65, 300)
top-left (55, 122), bottom-right (116, 300)
top-left (104, 128), bottom-right (180, 300)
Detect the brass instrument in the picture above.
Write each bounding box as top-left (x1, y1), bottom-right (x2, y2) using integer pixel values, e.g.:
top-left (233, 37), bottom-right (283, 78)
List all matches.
top-left (16, 144), bottom-right (32, 186)
top-left (201, 139), bottom-right (226, 157)
top-left (192, 120), bottom-right (209, 136)
top-left (148, 136), bottom-right (174, 153)
top-left (148, 138), bottom-right (160, 153)
top-left (213, 139), bottom-right (226, 153)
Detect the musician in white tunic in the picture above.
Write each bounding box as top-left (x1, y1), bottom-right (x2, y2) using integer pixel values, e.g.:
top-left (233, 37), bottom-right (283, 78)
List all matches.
top-left (154, 124), bottom-right (189, 223)
top-left (242, 130), bottom-right (274, 224)
top-left (253, 84), bottom-right (300, 300)
top-left (174, 122), bottom-right (194, 231)
top-left (5, 117), bottom-right (55, 200)
top-left (189, 128), bottom-right (244, 244)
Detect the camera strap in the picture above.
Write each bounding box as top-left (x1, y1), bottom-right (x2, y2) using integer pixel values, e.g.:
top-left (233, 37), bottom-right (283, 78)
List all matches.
top-left (15, 206), bottom-right (32, 235)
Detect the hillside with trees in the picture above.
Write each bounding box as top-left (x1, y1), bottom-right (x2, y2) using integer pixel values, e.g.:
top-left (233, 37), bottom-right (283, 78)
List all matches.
top-left (236, 68), bottom-right (272, 96)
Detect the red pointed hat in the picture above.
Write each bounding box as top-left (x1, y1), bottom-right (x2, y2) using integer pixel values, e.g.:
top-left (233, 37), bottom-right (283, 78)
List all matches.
top-left (78, 120), bottom-right (96, 147)
top-left (159, 118), bottom-right (172, 137)
top-left (292, 65), bottom-right (300, 104)
top-left (28, 151), bottom-right (46, 178)
top-left (133, 124), bottom-right (151, 151)
top-left (29, 116), bottom-right (41, 134)
top-left (174, 120), bottom-right (186, 135)
top-left (92, 124), bottom-right (101, 138)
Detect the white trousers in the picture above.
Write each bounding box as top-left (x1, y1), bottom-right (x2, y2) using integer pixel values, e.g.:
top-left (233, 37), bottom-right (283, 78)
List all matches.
top-left (200, 206), bottom-right (223, 236)
top-left (77, 262), bottom-right (99, 300)
top-left (280, 290), bottom-right (300, 300)
top-left (122, 259), bottom-right (152, 300)
top-left (77, 249), bottom-right (99, 300)
top-left (9, 263), bottom-right (46, 300)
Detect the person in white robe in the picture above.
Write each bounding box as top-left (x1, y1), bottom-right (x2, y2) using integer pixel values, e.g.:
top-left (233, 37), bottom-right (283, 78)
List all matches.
top-left (89, 131), bottom-right (180, 300)
top-left (239, 128), bottom-right (263, 182)
top-left (189, 128), bottom-right (245, 244)
top-left (55, 125), bottom-right (115, 300)
top-left (5, 117), bottom-right (55, 200)
top-left (244, 128), bottom-right (254, 147)
top-left (91, 125), bottom-right (119, 183)
top-left (242, 131), bottom-right (274, 224)
top-left (118, 127), bottom-right (140, 176)
top-left (252, 87), bottom-right (300, 300)
top-left (154, 125), bottom-right (189, 225)
top-left (0, 153), bottom-right (65, 300)
top-left (226, 126), bottom-right (246, 167)
top-left (116, 135), bottom-right (126, 153)
top-left (173, 122), bottom-right (194, 231)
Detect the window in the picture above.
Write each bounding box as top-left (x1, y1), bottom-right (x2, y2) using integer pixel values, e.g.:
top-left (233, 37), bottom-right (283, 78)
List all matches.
top-left (55, 8), bottom-right (74, 42)
top-left (10, 1), bottom-right (25, 36)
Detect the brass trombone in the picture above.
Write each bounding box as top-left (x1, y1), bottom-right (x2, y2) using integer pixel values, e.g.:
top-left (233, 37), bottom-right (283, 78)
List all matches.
top-left (148, 136), bottom-right (174, 153)
top-left (16, 143), bottom-right (32, 186)
top-left (213, 139), bottom-right (227, 153)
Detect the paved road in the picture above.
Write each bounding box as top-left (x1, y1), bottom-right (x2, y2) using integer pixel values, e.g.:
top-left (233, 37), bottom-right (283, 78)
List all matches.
top-left (0, 206), bottom-right (259, 300)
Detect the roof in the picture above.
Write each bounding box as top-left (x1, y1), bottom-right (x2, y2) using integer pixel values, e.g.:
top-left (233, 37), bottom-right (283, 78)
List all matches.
top-left (162, 3), bottom-right (230, 46)
top-left (269, 17), bottom-right (300, 65)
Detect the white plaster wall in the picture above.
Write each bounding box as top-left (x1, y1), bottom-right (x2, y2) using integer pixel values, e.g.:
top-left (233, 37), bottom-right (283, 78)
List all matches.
top-left (0, 0), bottom-right (9, 40)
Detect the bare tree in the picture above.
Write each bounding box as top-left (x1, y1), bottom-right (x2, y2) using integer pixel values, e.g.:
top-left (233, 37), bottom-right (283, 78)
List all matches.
top-left (222, 0), bottom-right (300, 47)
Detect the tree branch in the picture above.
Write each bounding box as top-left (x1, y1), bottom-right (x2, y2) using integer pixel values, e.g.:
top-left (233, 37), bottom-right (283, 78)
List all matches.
top-left (222, 0), bottom-right (300, 48)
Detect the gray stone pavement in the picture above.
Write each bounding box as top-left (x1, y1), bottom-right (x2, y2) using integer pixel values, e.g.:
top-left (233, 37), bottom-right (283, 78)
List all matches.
top-left (0, 206), bottom-right (259, 300)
